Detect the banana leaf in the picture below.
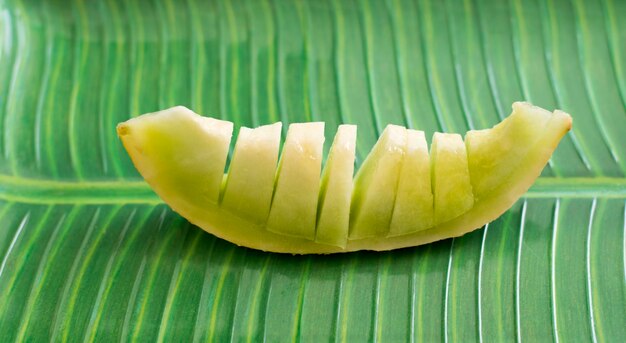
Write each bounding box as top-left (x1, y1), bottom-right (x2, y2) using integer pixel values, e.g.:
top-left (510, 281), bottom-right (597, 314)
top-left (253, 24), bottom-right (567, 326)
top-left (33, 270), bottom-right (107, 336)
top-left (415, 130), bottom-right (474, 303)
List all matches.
top-left (0, 0), bottom-right (625, 341)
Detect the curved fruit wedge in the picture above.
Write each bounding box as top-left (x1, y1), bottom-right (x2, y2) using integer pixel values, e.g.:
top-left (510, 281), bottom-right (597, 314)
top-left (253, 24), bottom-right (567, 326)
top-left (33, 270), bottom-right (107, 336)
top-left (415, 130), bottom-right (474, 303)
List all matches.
top-left (316, 125), bottom-right (357, 248)
top-left (222, 122), bottom-right (282, 224)
top-left (388, 130), bottom-right (433, 237)
top-left (117, 102), bottom-right (572, 254)
top-left (117, 106), bottom-right (232, 207)
top-left (431, 132), bottom-right (474, 224)
top-left (266, 122), bottom-right (325, 239)
top-left (349, 125), bottom-right (407, 240)
top-left (465, 102), bottom-right (553, 199)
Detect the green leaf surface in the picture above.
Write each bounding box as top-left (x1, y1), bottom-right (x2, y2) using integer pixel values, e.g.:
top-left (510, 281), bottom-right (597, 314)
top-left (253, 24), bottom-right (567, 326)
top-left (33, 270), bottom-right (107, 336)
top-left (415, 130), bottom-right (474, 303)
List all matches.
top-left (1, 0), bottom-right (625, 341)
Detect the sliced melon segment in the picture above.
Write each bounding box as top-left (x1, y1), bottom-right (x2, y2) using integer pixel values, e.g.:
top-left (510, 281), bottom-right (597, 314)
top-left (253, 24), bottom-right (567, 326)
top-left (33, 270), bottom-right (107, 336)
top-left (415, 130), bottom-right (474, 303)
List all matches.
top-left (349, 125), bottom-right (407, 239)
top-left (388, 130), bottom-right (434, 236)
top-left (117, 106), bottom-right (232, 206)
top-left (118, 103), bottom-right (572, 254)
top-left (222, 122), bottom-right (282, 224)
top-left (465, 102), bottom-right (552, 199)
top-left (431, 132), bottom-right (474, 224)
top-left (316, 125), bottom-right (357, 248)
top-left (266, 122), bottom-right (325, 240)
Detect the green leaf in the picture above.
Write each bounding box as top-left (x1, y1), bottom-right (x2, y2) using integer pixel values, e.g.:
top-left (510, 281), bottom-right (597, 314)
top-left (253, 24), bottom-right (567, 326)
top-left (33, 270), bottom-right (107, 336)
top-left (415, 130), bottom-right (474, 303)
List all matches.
top-left (0, 0), bottom-right (625, 341)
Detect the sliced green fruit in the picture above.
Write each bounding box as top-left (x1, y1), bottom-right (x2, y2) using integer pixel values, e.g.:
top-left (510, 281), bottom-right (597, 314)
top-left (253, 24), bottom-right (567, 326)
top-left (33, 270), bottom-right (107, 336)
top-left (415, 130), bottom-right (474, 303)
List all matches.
top-left (349, 125), bottom-right (407, 239)
top-left (222, 122), bottom-right (282, 224)
top-left (266, 122), bottom-right (325, 240)
top-left (388, 129), bottom-right (433, 237)
top-left (316, 125), bottom-right (357, 248)
top-left (118, 102), bottom-right (572, 254)
top-left (117, 106), bottom-right (232, 206)
top-left (431, 132), bottom-right (474, 224)
top-left (465, 102), bottom-right (552, 200)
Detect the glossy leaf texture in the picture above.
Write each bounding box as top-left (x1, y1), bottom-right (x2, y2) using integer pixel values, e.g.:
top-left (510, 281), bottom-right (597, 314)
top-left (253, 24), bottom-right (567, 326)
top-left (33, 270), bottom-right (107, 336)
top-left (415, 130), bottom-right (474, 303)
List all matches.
top-left (0, 0), bottom-right (625, 341)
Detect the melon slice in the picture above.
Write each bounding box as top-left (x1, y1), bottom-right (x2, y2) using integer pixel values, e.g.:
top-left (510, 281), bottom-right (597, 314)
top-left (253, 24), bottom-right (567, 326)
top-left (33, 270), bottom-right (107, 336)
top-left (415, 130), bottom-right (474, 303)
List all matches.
top-left (266, 122), bottom-right (325, 240)
top-left (388, 130), bottom-right (434, 237)
top-left (316, 125), bottom-right (357, 248)
top-left (465, 102), bottom-right (553, 200)
top-left (431, 132), bottom-right (474, 224)
top-left (117, 106), bottom-right (232, 207)
top-left (117, 102), bottom-right (572, 254)
top-left (349, 125), bottom-right (407, 239)
top-left (221, 122), bottom-right (282, 224)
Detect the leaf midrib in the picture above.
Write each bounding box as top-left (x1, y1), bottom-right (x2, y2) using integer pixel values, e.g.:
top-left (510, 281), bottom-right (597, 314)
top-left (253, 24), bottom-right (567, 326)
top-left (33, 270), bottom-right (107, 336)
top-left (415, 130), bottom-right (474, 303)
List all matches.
top-left (0, 174), bottom-right (624, 204)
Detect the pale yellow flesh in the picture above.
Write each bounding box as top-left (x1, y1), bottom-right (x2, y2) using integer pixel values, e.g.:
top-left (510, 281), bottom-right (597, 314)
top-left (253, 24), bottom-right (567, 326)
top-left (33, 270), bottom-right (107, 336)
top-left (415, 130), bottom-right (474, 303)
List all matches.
top-left (118, 103), bottom-right (572, 254)
top-left (388, 130), bottom-right (434, 236)
top-left (465, 102), bottom-right (553, 200)
top-left (349, 125), bottom-right (407, 239)
top-left (315, 125), bottom-right (357, 248)
top-left (266, 122), bottom-right (325, 240)
top-left (117, 106), bottom-right (232, 207)
top-left (431, 132), bottom-right (474, 224)
top-left (221, 123), bottom-right (282, 224)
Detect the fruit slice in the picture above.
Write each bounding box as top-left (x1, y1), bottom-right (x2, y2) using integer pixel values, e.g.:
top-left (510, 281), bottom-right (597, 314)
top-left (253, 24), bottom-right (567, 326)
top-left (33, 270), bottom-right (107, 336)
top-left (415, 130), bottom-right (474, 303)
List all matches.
top-left (388, 129), bottom-right (434, 236)
top-left (117, 106), bottom-right (232, 207)
top-left (349, 125), bottom-right (407, 239)
top-left (266, 122), bottom-right (325, 239)
top-left (117, 102), bottom-right (572, 254)
top-left (431, 132), bottom-right (474, 224)
top-left (465, 102), bottom-right (552, 200)
top-left (316, 125), bottom-right (357, 248)
top-left (221, 122), bottom-right (282, 224)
